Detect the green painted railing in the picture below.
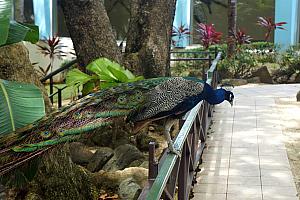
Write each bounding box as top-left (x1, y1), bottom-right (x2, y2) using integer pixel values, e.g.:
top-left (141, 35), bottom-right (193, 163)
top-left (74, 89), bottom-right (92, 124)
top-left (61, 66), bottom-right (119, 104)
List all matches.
top-left (138, 52), bottom-right (222, 200)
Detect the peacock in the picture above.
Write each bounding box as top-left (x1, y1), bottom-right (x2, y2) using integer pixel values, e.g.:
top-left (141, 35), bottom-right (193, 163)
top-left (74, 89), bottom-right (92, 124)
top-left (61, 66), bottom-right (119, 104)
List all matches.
top-left (0, 76), bottom-right (234, 184)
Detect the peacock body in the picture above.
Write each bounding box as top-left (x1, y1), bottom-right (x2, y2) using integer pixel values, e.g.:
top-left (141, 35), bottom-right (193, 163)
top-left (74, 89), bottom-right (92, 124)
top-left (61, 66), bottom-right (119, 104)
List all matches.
top-left (0, 76), bottom-right (233, 184)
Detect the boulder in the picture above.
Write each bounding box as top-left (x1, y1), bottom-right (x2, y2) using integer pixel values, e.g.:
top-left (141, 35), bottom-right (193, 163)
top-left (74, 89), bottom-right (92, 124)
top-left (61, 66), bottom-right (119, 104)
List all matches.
top-left (221, 79), bottom-right (247, 86)
top-left (297, 91), bottom-right (300, 102)
top-left (251, 66), bottom-right (273, 84)
top-left (92, 167), bottom-right (148, 189)
top-left (247, 77), bottom-right (261, 83)
top-left (102, 144), bottom-right (144, 171)
top-left (87, 147), bottom-right (114, 172)
top-left (69, 142), bottom-right (94, 165)
top-left (136, 133), bottom-right (158, 151)
top-left (288, 73), bottom-right (300, 83)
top-left (118, 178), bottom-right (141, 200)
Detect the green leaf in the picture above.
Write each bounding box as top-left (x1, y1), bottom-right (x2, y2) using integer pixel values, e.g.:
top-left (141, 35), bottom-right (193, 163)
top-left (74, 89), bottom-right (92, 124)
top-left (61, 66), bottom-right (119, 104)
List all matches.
top-left (0, 79), bottom-right (45, 135)
top-left (0, 0), bottom-right (12, 45)
top-left (0, 0), bottom-right (39, 47)
top-left (0, 18), bottom-right (9, 45)
top-left (107, 65), bottom-right (129, 82)
top-left (86, 58), bottom-right (116, 82)
top-left (66, 69), bottom-right (94, 87)
top-left (123, 69), bottom-right (135, 79)
top-left (4, 21), bottom-right (39, 46)
top-left (82, 81), bottom-right (95, 96)
top-left (100, 81), bottom-right (119, 89)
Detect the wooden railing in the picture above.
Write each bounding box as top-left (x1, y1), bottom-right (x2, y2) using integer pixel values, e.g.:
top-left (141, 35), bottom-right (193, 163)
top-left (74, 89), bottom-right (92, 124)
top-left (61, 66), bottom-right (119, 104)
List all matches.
top-left (138, 52), bottom-right (222, 200)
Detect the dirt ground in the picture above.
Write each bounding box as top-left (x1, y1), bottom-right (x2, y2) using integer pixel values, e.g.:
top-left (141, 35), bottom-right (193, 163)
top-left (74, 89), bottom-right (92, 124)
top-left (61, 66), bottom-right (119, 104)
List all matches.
top-left (276, 97), bottom-right (300, 199)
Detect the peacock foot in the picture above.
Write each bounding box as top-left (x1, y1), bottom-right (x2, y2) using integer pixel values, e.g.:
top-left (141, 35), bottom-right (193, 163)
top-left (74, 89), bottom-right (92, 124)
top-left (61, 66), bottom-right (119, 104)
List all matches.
top-left (168, 141), bottom-right (181, 157)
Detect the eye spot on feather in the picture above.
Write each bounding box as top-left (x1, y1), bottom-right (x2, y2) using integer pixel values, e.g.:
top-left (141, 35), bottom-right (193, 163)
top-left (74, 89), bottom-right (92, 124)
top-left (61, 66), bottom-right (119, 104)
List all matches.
top-left (40, 131), bottom-right (52, 138)
top-left (74, 112), bottom-right (82, 119)
top-left (134, 91), bottom-right (144, 102)
top-left (117, 95), bottom-right (128, 105)
top-left (58, 129), bottom-right (65, 136)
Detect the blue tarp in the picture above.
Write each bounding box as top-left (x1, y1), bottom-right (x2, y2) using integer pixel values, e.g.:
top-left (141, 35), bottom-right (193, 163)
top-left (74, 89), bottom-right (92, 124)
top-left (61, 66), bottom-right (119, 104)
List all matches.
top-left (33, 0), bottom-right (52, 39)
top-left (172, 0), bottom-right (191, 48)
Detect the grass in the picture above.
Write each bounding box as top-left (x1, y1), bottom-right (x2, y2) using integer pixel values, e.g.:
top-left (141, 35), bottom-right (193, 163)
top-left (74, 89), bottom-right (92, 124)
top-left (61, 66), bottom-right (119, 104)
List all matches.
top-left (45, 84), bottom-right (76, 103)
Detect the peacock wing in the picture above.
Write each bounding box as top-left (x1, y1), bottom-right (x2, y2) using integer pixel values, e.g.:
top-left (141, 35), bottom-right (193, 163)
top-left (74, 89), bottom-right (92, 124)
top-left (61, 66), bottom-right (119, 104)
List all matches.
top-left (128, 77), bottom-right (204, 122)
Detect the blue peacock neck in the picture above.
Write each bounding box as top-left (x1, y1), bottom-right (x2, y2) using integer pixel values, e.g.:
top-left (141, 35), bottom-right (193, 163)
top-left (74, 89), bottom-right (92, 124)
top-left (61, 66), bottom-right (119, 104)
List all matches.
top-left (203, 83), bottom-right (226, 105)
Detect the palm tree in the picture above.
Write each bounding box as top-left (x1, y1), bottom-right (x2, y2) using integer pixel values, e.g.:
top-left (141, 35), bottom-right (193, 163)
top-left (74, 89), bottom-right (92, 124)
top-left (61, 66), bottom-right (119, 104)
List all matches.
top-left (227, 0), bottom-right (237, 57)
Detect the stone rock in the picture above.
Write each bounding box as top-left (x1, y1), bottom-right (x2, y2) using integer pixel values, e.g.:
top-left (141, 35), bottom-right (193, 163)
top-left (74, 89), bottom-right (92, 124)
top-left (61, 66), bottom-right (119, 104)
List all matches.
top-left (87, 147), bottom-right (114, 172)
top-left (221, 79), bottom-right (247, 86)
top-left (247, 77), bottom-right (261, 83)
top-left (118, 178), bottom-right (141, 200)
top-left (288, 73), bottom-right (300, 83)
top-left (139, 161), bottom-right (149, 169)
top-left (136, 133), bottom-right (158, 151)
top-left (92, 167), bottom-right (148, 193)
top-left (297, 91), bottom-right (300, 102)
top-left (275, 75), bottom-right (289, 84)
top-left (251, 66), bottom-right (273, 84)
top-left (69, 142), bottom-right (94, 165)
top-left (102, 144), bottom-right (144, 171)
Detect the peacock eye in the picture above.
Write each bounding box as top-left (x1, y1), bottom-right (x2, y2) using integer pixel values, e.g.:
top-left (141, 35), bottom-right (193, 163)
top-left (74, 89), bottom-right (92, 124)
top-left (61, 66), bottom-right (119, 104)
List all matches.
top-left (40, 131), bottom-right (52, 138)
top-left (58, 129), bottom-right (65, 136)
top-left (134, 91), bottom-right (144, 102)
top-left (117, 95), bottom-right (127, 105)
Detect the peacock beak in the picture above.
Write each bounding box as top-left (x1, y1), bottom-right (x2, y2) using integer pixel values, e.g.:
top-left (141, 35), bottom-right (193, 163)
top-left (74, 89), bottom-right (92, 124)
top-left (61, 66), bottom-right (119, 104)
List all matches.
top-left (230, 101), bottom-right (233, 107)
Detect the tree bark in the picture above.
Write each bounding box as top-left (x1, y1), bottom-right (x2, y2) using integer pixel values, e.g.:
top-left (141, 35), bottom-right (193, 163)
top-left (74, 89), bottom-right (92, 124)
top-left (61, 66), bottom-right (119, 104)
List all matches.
top-left (60, 0), bottom-right (123, 70)
top-left (13, 0), bottom-right (25, 22)
top-left (227, 0), bottom-right (237, 57)
top-left (0, 43), bottom-right (52, 114)
top-left (125, 0), bottom-right (176, 78)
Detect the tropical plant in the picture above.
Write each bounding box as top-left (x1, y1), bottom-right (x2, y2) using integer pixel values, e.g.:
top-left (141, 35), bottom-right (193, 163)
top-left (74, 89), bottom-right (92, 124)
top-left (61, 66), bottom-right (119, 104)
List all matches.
top-left (257, 17), bottom-right (287, 41)
top-left (171, 23), bottom-right (191, 46)
top-left (233, 29), bottom-right (252, 46)
top-left (36, 36), bottom-right (67, 76)
top-left (66, 58), bottom-right (144, 96)
top-left (0, 79), bottom-right (45, 135)
top-left (196, 23), bottom-right (222, 49)
top-left (0, 0), bottom-right (39, 47)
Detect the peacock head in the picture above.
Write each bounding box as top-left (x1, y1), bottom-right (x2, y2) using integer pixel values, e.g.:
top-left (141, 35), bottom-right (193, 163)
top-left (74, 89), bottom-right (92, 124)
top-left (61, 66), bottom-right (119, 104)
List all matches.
top-left (225, 90), bottom-right (234, 106)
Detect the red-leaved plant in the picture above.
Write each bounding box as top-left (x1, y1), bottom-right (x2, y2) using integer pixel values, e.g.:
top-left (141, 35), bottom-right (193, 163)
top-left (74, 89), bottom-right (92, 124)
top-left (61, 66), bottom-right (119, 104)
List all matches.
top-left (171, 23), bottom-right (191, 46)
top-left (196, 23), bottom-right (222, 49)
top-left (257, 17), bottom-right (287, 41)
top-left (37, 36), bottom-right (67, 75)
top-left (230, 28), bottom-right (252, 46)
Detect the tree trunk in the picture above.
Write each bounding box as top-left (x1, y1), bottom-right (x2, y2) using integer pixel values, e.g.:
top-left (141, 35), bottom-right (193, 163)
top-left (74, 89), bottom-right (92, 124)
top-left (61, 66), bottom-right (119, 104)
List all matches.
top-left (125, 0), bottom-right (176, 78)
top-left (0, 43), bottom-right (52, 114)
top-left (227, 0), bottom-right (237, 57)
top-left (13, 0), bottom-right (25, 22)
top-left (60, 0), bottom-right (123, 70)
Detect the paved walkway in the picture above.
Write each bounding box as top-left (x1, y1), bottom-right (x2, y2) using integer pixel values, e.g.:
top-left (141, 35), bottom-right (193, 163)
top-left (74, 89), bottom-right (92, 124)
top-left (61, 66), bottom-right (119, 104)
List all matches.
top-left (193, 84), bottom-right (300, 200)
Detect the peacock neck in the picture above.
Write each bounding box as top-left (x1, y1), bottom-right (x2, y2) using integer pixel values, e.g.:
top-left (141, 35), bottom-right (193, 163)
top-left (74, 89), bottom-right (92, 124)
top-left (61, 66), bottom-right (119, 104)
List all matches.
top-left (203, 83), bottom-right (225, 105)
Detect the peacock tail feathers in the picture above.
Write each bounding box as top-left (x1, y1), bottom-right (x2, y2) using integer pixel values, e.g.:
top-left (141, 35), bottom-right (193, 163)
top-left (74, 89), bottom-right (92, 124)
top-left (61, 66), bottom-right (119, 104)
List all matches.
top-left (0, 76), bottom-right (205, 185)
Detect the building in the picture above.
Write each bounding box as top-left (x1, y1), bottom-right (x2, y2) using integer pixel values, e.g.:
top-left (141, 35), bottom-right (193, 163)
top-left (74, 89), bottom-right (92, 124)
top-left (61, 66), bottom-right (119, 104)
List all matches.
top-left (18, 0), bottom-right (300, 55)
top-left (173, 0), bottom-right (300, 49)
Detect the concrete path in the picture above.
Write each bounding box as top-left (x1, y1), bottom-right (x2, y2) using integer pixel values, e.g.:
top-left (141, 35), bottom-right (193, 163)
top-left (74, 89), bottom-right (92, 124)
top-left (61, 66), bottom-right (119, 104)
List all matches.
top-left (193, 84), bottom-right (300, 200)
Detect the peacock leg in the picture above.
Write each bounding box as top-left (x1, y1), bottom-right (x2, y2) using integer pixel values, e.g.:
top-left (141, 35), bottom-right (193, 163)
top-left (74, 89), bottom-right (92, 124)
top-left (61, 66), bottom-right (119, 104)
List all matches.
top-left (164, 118), bottom-right (181, 157)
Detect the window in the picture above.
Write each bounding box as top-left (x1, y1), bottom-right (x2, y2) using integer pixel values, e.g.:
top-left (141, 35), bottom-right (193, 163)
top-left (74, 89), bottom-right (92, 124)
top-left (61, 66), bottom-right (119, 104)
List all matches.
top-left (192, 0), bottom-right (275, 43)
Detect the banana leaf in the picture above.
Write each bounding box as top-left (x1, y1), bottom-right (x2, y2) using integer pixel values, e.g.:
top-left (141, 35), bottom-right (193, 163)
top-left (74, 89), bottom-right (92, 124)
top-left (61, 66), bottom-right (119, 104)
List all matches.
top-left (0, 79), bottom-right (45, 135)
top-left (0, 0), bottom-right (39, 47)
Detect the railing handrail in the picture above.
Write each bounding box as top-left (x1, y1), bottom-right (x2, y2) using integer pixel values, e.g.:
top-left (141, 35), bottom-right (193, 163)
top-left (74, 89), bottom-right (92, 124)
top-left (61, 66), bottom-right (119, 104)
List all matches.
top-left (140, 52), bottom-right (222, 200)
top-left (40, 59), bottom-right (78, 82)
top-left (207, 52), bottom-right (222, 83)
